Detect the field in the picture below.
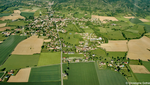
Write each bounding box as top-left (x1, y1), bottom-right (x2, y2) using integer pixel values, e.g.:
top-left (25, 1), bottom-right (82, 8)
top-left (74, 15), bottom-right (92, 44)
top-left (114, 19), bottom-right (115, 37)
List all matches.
top-left (0, 27), bottom-right (11, 31)
top-left (29, 65), bottom-right (61, 82)
top-left (139, 19), bottom-right (149, 22)
top-left (95, 62), bottom-right (127, 85)
top-left (0, 35), bottom-right (27, 65)
top-left (135, 73), bottom-right (150, 82)
top-left (12, 36), bottom-right (43, 55)
top-left (99, 27), bottom-right (107, 33)
top-left (0, 34), bottom-right (7, 41)
top-left (0, 23), bottom-right (6, 27)
top-left (20, 12), bottom-right (34, 19)
top-left (127, 36), bottom-right (150, 61)
top-left (63, 62), bottom-right (99, 85)
top-left (124, 16), bottom-right (135, 19)
top-left (92, 15), bottom-right (118, 23)
top-left (63, 53), bottom-right (84, 57)
top-left (0, 82), bottom-right (61, 85)
top-left (122, 31), bottom-right (141, 39)
top-left (0, 13), bottom-right (12, 17)
top-left (0, 54), bottom-right (40, 71)
top-left (7, 21), bottom-right (27, 26)
top-left (8, 68), bottom-right (31, 82)
top-left (0, 72), bottom-right (4, 78)
top-left (143, 61), bottom-right (150, 72)
top-left (108, 31), bottom-right (125, 40)
top-left (38, 52), bottom-right (61, 66)
top-left (130, 65), bottom-right (150, 74)
top-left (91, 48), bottom-right (107, 57)
top-left (100, 40), bottom-right (128, 51)
top-left (107, 52), bottom-right (126, 58)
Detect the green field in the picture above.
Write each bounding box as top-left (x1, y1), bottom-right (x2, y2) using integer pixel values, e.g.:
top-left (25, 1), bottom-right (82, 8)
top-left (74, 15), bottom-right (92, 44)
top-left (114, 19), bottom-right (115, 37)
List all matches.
top-left (108, 52), bottom-right (126, 58)
top-left (63, 62), bottom-right (99, 85)
top-left (29, 65), bottom-right (61, 82)
top-left (0, 54), bottom-right (40, 71)
top-left (135, 73), bottom-right (150, 82)
top-left (7, 21), bottom-right (28, 26)
top-left (129, 60), bottom-right (140, 65)
top-left (38, 52), bottom-right (61, 66)
top-left (63, 53), bottom-right (84, 57)
top-left (0, 82), bottom-right (61, 85)
top-left (0, 35), bottom-right (27, 65)
top-left (108, 31), bottom-right (125, 40)
top-left (0, 34), bottom-right (7, 41)
top-left (91, 48), bottom-right (107, 57)
top-left (99, 27), bottom-right (107, 33)
top-left (142, 61), bottom-right (150, 71)
top-left (0, 13), bottom-right (12, 17)
top-left (122, 31), bottom-right (141, 39)
top-left (94, 62), bottom-right (127, 85)
top-left (0, 72), bottom-right (4, 78)
top-left (20, 12), bottom-right (34, 18)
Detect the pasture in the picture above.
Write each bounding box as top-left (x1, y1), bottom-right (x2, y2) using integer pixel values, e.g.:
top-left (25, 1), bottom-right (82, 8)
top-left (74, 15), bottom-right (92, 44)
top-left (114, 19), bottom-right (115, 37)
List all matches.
top-left (107, 52), bottom-right (126, 58)
top-left (12, 36), bottom-right (43, 55)
top-left (0, 34), bottom-right (7, 41)
top-left (122, 31), bottom-right (141, 39)
top-left (29, 65), bottom-right (61, 82)
top-left (0, 13), bottom-right (12, 17)
top-left (0, 35), bottom-right (26, 65)
top-left (63, 62), bottom-right (99, 85)
top-left (0, 54), bottom-right (40, 71)
top-left (20, 12), bottom-right (34, 19)
top-left (108, 31), bottom-right (125, 40)
top-left (135, 73), bottom-right (150, 82)
top-left (38, 52), bottom-right (61, 66)
top-left (7, 21), bottom-right (27, 26)
top-left (127, 36), bottom-right (150, 61)
top-left (143, 61), bottom-right (150, 72)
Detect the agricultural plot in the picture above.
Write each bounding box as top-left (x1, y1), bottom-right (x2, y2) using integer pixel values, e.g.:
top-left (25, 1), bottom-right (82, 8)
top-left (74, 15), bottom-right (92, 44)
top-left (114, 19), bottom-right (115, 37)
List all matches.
top-left (0, 35), bottom-right (26, 65)
top-left (63, 62), bottom-right (99, 85)
top-left (20, 12), bottom-right (34, 19)
top-left (7, 21), bottom-right (27, 26)
top-left (0, 82), bottom-right (61, 85)
top-left (107, 52), bottom-right (126, 58)
top-left (139, 19), bottom-right (149, 22)
top-left (38, 52), bottom-right (61, 66)
top-left (135, 73), bottom-right (150, 82)
top-left (129, 18), bottom-right (143, 24)
top-left (0, 27), bottom-right (11, 31)
top-left (139, 23), bottom-right (150, 32)
top-left (99, 27), bottom-right (107, 33)
top-left (0, 72), bottom-right (4, 78)
top-left (8, 68), bottom-right (31, 82)
top-left (0, 23), bottom-right (6, 27)
top-left (0, 54), bottom-right (40, 71)
top-left (122, 31), bottom-right (141, 39)
top-left (63, 53), bottom-right (84, 57)
top-left (130, 65), bottom-right (150, 74)
top-left (108, 31), bottom-right (125, 40)
top-left (12, 36), bottom-right (43, 55)
top-left (91, 48), bottom-right (107, 57)
top-left (125, 25), bottom-right (145, 34)
top-left (100, 40), bottom-right (128, 51)
top-left (0, 13), bottom-right (12, 17)
top-left (29, 65), bottom-right (61, 82)
top-left (143, 61), bottom-right (150, 72)
top-left (0, 34), bottom-right (7, 41)
top-left (127, 36), bottom-right (150, 61)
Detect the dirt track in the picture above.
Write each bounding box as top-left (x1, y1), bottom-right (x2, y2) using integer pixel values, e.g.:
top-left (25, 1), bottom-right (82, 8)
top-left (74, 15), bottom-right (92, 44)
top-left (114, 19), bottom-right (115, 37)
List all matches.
top-left (7, 68), bottom-right (31, 82)
top-left (130, 65), bottom-right (150, 74)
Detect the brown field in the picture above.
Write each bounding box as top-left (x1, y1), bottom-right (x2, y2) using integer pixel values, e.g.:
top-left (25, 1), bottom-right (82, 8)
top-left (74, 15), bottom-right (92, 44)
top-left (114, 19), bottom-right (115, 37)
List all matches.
top-left (12, 36), bottom-right (43, 55)
top-left (22, 9), bottom-right (36, 12)
top-left (0, 27), bottom-right (11, 31)
top-left (130, 65), bottom-right (150, 74)
top-left (44, 39), bottom-right (51, 42)
top-left (7, 68), bottom-right (31, 82)
top-left (124, 16), bottom-right (135, 19)
top-left (0, 23), bottom-right (6, 27)
top-left (127, 36), bottom-right (150, 61)
top-left (92, 15), bottom-right (118, 23)
top-left (139, 19), bottom-right (149, 22)
top-left (0, 10), bottom-right (25, 21)
top-left (100, 40), bottom-right (128, 51)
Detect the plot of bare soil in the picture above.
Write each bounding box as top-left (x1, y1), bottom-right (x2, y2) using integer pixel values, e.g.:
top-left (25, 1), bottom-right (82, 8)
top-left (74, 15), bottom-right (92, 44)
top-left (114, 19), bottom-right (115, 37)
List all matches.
top-left (100, 40), bottom-right (128, 51)
top-left (92, 15), bottom-right (118, 23)
top-left (0, 23), bottom-right (6, 27)
top-left (7, 68), bottom-right (31, 82)
top-left (0, 10), bottom-right (25, 21)
top-left (139, 19), bottom-right (149, 22)
top-left (44, 39), bottom-right (51, 42)
top-left (130, 65), bottom-right (150, 74)
top-left (12, 36), bottom-right (43, 55)
top-left (124, 16), bottom-right (135, 19)
top-left (0, 27), bottom-right (11, 31)
top-left (22, 9), bottom-right (37, 12)
top-left (127, 36), bottom-right (150, 61)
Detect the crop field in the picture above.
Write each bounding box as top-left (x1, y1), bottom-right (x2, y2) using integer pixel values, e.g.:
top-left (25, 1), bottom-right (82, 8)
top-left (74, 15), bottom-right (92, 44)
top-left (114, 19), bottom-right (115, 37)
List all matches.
top-left (0, 23), bottom-right (6, 27)
top-left (130, 65), bottom-right (150, 74)
top-left (139, 19), bottom-right (149, 22)
top-left (0, 34), bottom-right (7, 41)
top-left (12, 36), bottom-right (43, 55)
top-left (0, 27), bottom-right (11, 31)
top-left (127, 36), bottom-right (150, 61)
top-left (135, 73), bottom-right (150, 82)
top-left (7, 21), bottom-right (27, 26)
top-left (0, 82), bottom-right (61, 85)
top-left (107, 52), bottom-right (126, 58)
top-left (63, 62), bottom-right (99, 85)
top-left (99, 27), bottom-right (107, 33)
top-left (38, 52), bottom-right (61, 66)
top-left (122, 31), bottom-right (141, 39)
top-left (63, 53), bottom-right (84, 57)
top-left (0, 13), bottom-right (12, 17)
top-left (8, 68), bottom-right (31, 82)
top-left (0, 54), bottom-right (40, 71)
top-left (108, 31), bottom-right (125, 40)
top-left (29, 65), bottom-right (61, 82)
top-left (0, 35), bottom-right (27, 65)
top-left (100, 40), bottom-right (128, 51)
top-left (0, 72), bottom-right (4, 78)
top-left (143, 61), bottom-right (150, 72)
top-left (20, 12), bottom-right (34, 18)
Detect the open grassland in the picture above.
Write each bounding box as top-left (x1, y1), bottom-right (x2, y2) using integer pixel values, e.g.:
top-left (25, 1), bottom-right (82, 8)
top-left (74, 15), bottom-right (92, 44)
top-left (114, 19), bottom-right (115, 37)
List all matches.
top-left (0, 54), bottom-right (40, 71)
top-left (94, 62), bottom-right (127, 85)
top-left (127, 36), bottom-right (150, 61)
top-left (143, 61), bottom-right (150, 72)
top-left (129, 60), bottom-right (140, 65)
top-left (12, 36), bottom-right (43, 55)
top-left (99, 27), bottom-right (107, 33)
top-left (125, 25), bottom-right (145, 34)
top-left (7, 21), bottom-right (27, 26)
top-left (38, 52), bottom-right (61, 66)
top-left (8, 68), bottom-right (31, 82)
top-left (29, 65), bottom-right (61, 82)
top-left (100, 40), bottom-right (128, 51)
top-left (63, 62), bottom-right (99, 85)
top-left (135, 73), bottom-right (150, 82)
top-left (0, 35), bottom-right (26, 65)
top-left (82, 26), bottom-right (93, 33)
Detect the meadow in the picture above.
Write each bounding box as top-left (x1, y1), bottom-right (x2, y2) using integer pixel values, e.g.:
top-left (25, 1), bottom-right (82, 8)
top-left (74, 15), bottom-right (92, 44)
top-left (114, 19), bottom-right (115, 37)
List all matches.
top-left (20, 12), bottom-right (34, 19)
top-left (7, 21), bottom-right (27, 26)
top-left (0, 82), bottom-right (61, 85)
top-left (63, 62), bottom-right (99, 85)
top-left (0, 54), bottom-right (40, 71)
top-left (0, 34), bottom-right (7, 41)
top-left (142, 61), bottom-right (150, 71)
top-left (29, 65), bottom-right (61, 82)
top-left (135, 73), bottom-right (150, 82)
top-left (38, 52), bottom-right (61, 66)
top-left (0, 13), bottom-right (12, 17)
top-left (0, 35), bottom-right (27, 65)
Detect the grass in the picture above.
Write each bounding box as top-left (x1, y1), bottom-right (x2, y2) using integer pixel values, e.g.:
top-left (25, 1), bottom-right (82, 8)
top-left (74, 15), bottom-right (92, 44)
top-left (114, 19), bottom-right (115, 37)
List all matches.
top-left (129, 18), bottom-right (143, 24)
top-left (108, 52), bottom-right (126, 58)
top-left (99, 27), bottom-right (107, 33)
top-left (138, 23), bottom-right (150, 33)
top-left (83, 27), bottom-right (94, 33)
top-left (142, 61), bottom-right (150, 72)
top-left (0, 54), bottom-right (40, 71)
top-left (63, 53), bottom-right (84, 57)
top-left (0, 82), bottom-right (61, 85)
top-left (38, 52), bottom-right (61, 66)
top-left (0, 35), bottom-right (27, 65)
top-left (0, 34), bottom-right (7, 41)
top-left (91, 48), bottom-right (107, 57)
top-left (63, 62), bottom-right (99, 85)
top-left (122, 31), bottom-right (141, 39)
top-left (29, 65), bottom-right (61, 82)
top-left (129, 60), bottom-right (139, 65)
top-left (0, 13), bottom-right (12, 17)
top-left (94, 62), bottom-right (127, 85)
top-left (0, 72), bottom-right (4, 78)
top-left (108, 31), bottom-right (125, 40)
top-left (20, 12), bottom-right (34, 18)
top-left (135, 73), bottom-right (150, 82)
top-left (7, 21), bottom-right (28, 26)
